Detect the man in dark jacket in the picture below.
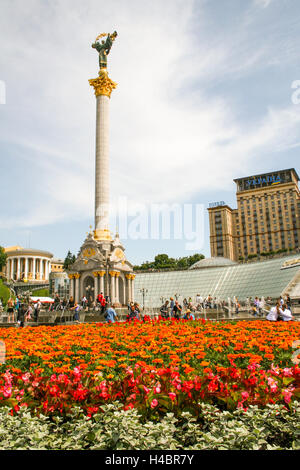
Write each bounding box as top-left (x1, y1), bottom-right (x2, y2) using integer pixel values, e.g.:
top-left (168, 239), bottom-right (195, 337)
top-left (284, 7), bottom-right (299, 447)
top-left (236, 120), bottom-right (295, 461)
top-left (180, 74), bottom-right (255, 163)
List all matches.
top-left (17, 303), bottom-right (27, 328)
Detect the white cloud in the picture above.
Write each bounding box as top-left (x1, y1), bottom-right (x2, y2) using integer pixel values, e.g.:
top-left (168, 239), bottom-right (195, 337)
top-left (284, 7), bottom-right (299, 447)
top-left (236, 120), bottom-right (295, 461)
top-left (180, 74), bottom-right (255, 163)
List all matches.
top-left (0, 0), bottom-right (299, 232)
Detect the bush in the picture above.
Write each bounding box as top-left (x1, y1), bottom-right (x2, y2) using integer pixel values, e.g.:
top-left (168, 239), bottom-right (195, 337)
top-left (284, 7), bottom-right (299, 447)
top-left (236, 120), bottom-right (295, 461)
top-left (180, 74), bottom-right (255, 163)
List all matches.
top-left (32, 289), bottom-right (49, 298)
top-left (0, 402), bottom-right (299, 450)
top-left (0, 280), bottom-right (11, 307)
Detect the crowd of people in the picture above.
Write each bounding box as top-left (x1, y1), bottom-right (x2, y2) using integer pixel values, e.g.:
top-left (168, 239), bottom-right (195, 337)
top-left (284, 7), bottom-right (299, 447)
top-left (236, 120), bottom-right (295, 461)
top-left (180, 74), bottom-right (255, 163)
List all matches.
top-left (4, 296), bottom-right (42, 326)
top-left (0, 291), bottom-right (296, 326)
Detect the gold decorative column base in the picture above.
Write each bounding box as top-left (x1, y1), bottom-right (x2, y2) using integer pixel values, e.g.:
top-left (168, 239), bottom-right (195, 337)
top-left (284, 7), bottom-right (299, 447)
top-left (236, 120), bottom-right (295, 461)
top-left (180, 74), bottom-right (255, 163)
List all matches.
top-left (94, 229), bottom-right (112, 241)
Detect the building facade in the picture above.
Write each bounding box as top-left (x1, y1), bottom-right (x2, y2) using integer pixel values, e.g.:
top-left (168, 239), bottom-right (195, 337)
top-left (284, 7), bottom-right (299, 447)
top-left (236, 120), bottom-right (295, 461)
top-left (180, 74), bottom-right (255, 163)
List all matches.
top-left (208, 169), bottom-right (300, 261)
top-left (49, 271), bottom-right (70, 298)
top-left (4, 246), bottom-right (53, 282)
top-left (50, 258), bottom-right (64, 273)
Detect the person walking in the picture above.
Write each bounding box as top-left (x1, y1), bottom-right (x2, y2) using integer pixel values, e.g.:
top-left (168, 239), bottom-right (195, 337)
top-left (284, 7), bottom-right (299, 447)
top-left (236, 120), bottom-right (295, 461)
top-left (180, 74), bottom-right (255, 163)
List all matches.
top-left (71, 302), bottom-right (80, 323)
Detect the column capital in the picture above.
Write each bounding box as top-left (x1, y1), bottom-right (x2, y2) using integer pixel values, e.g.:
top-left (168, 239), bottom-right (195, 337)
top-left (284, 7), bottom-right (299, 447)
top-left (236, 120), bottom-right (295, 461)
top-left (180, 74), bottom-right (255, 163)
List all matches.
top-left (115, 271), bottom-right (120, 277)
top-left (98, 270), bottom-right (106, 277)
top-left (109, 270), bottom-right (117, 277)
top-left (68, 274), bottom-right (75, 279)
top-left (89, 70), bottom-right (117, 99)
top-left (74, 273), bottom-right (81, 279)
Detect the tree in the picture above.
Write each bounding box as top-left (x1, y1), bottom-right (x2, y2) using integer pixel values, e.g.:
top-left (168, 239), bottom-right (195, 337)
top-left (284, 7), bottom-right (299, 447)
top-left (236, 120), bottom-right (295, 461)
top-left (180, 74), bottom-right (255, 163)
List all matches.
top-left (133, 253), bottom-right (205, 271)
top-left (63, 251), bottom-right (76, 270)
top-left (0, 246), bottom-right (7, 272)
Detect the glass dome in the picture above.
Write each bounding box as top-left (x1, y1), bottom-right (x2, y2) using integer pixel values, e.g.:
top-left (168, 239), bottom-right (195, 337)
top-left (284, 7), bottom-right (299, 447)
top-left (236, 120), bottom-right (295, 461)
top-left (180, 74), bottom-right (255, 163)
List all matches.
top-left (189, 257), bottom-right (238, 270)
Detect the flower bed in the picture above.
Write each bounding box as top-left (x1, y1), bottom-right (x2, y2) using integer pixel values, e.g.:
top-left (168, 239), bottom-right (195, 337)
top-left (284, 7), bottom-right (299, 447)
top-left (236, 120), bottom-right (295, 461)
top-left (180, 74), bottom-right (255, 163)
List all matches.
top-left (0, 319), bottom-right (299, 417)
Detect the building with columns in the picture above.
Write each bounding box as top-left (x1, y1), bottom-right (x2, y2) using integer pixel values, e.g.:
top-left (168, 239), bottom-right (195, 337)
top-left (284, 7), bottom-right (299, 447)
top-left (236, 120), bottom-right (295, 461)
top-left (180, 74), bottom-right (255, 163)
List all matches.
top-left (4, 246), bottom-right (53, 282)
top-left (68, 232), bottom-right (135, 306)
top-left (67, 32), bottom-right (134, 306)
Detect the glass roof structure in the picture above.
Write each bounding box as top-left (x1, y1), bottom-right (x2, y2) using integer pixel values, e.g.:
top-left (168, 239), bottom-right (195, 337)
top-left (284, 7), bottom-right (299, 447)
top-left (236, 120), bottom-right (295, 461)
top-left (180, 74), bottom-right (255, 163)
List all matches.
top-left (134, 255), bottom-right (300, 308)
top-left (189, 257), bottom-right (238, 269)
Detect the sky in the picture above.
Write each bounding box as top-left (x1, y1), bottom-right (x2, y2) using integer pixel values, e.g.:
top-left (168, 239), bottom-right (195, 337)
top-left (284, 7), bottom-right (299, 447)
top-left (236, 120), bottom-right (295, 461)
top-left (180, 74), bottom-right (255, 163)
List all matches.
top-left (1, 0), bottom-right (300, 265)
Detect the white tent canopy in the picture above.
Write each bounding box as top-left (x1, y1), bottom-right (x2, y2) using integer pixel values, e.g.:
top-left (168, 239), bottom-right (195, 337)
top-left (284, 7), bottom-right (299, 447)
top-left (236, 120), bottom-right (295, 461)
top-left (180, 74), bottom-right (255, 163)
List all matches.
top-left (30, 297), bottom-right (54, 304)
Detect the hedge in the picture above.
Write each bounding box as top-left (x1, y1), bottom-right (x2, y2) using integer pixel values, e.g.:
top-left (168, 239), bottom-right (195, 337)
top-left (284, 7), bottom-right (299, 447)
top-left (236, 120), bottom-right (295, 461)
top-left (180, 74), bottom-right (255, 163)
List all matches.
top-left (0, 401), bottom-right (299, 450)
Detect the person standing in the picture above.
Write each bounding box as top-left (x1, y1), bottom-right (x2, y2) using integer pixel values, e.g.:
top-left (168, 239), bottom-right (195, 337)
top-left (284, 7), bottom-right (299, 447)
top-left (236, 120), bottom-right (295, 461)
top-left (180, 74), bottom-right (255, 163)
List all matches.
top-left (286, 295), bottom-right (292, 312)
top-left (173, 301), bottom-right (182, 320)
top-left (17, 302), bottom-right (27, 327)
top-left (170, 297), bottom-right (175, 317)
top-left (7, 298), bottom-right (15, 323)
top-left (105, 304), bottom-right (118, 323)
top-left (25, 303), bottom-right (33, 322)
top-left (160, 300), bottom-right (170, 319)
top-left (34, 299), bottom-right (41, 323)
top-left (71, 302), bottom-right (80, 323)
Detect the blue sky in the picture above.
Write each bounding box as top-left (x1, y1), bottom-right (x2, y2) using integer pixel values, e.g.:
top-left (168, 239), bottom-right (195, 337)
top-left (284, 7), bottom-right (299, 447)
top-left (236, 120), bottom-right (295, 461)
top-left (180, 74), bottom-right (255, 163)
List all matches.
top-left (0, 0), bottom-right (300, 265)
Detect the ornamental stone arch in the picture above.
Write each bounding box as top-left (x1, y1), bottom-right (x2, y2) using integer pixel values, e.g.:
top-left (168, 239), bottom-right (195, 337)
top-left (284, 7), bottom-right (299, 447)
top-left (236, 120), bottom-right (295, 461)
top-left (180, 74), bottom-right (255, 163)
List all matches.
top-left (81, 273), bottom-right (95, 303)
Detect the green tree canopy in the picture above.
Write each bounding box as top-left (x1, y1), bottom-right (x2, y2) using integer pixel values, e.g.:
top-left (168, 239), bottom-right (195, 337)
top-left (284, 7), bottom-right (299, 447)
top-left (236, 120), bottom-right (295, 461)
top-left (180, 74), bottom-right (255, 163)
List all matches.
top-left (63, 251), bottom-right (76, 270)
top-left (0, 246), bottom-right (7, 272)
top-left (134, 253), bottom-right (205, 271)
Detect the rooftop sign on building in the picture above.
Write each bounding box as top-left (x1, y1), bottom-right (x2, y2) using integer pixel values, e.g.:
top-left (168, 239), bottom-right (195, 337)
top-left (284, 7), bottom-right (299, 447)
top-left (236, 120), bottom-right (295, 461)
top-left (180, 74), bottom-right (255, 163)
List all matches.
top-left (209, 201), bottom-right (226, 208)
top-left (234, 168), bottom-right (299, 193)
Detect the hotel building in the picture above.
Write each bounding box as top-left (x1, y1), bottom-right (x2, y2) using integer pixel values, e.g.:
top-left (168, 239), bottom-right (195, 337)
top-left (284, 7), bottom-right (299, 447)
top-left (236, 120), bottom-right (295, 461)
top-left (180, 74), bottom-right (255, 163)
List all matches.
top-left (208, 168), bottom-right (300, 261)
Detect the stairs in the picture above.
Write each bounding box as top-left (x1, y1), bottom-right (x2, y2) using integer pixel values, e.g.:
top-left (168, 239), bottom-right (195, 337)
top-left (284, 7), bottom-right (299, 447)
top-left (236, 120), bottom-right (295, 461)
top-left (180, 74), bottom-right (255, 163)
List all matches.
top-left (282, 268), bottom-right (300, 299)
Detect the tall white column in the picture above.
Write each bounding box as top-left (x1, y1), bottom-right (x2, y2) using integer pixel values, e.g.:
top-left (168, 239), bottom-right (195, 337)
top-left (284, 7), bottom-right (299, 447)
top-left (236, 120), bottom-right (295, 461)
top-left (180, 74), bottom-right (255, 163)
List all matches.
top-left (33, 257), bottom-right (36, 281)
top-left (75, 276), bottom-right (80, 303)
top-left (17, 258), bottom-right (20, 280)
top-left (94, 273), bottom-right (99, 301)
top-left (25, 258), bottom-right (29, 279)
top-left (69, 276), bottom-right (74, 299)
top-left (94, 95), bottom-right (110, 237)
top-left (110, 273), bottom-right (115, 303)
top-left (115, 273), bottom-right (120, 304)
top-left (100, 273), bottom-right (105, 295)
top-left (131, 276), bottom-right (135, 302)
top-left (12, 258), bottom-right (15, 280)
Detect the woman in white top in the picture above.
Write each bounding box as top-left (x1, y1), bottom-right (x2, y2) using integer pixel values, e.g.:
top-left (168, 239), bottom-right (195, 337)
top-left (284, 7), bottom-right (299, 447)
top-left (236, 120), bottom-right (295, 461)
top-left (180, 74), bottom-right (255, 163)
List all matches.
top-left (279, 304), bottom-right (293, 322)
top-left (266, 305), bottom-right (280, 322)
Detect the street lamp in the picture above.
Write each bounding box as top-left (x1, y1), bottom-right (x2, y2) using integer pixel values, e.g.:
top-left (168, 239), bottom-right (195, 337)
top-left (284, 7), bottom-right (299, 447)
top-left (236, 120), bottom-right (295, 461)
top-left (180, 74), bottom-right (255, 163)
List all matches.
top-left (139, 288), bottom-right (148, 311)
top-left (102, 244), bottom-right (111, 302)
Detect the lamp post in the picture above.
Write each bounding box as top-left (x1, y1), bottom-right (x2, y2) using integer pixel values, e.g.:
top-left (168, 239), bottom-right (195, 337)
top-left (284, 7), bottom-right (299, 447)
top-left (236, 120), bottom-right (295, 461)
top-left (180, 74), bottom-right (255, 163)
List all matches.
top-left (139, 288), bottom-right (148, 311)
top-left (102, 244), bottom-right (110, 302)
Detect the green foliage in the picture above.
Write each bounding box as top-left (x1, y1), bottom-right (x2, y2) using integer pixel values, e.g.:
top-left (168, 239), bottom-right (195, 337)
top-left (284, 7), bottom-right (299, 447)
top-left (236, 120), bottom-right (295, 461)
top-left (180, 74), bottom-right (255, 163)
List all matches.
top-left (0, 247), bottom-right (7, 272)
top-left (63, 251), bottom-right (76, 270)
top-left (0, 279), bottom-right (10, 306)
top-left (134, 253), bottom-right (205, 271)
top-left (32, 289), bottom-right (49, 298)
top-left (248, 254), bottom-right (257, 259)
top-left (0, 402), bottom-right (299, 450)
